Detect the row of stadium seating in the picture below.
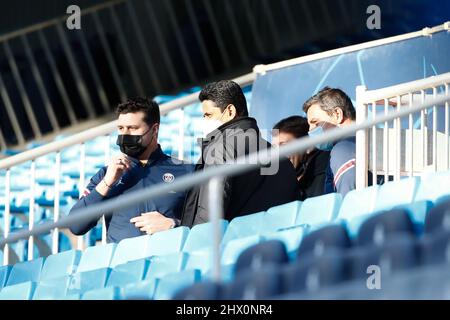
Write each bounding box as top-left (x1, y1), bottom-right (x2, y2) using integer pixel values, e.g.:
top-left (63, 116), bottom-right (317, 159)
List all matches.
top-left (0, 168), bottom-right (449, 299)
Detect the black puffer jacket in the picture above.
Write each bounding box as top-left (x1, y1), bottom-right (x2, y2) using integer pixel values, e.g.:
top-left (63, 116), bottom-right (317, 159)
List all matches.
top-left (181, 117), bottom-right (300, 227)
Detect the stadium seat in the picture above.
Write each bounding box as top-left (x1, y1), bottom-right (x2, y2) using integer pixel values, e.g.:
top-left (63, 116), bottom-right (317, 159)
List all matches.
top-left (33, 278), bottom-right (71, 300)
top-left (263, 200), bottom-right (302, 233)
top-left (40, 250), bottom-right (82, 282)
top-left (295, 193), bottom-right (342, 228)
top-left (282, 250), bottom-right (349, 294)
top-left (223, 265), bottom-right (283, 299)
top-left (66, 268), bottom-right (111, 295)
top-left (337, 185), bottom-right (379, 236)
top-left (356, 209), bottom-right (415, 246)
top-left (373, 177), bottom-right (419, 212)
top-left (424, 198), bottom-right (450, 234)
top-left (173, 281), bottom-right (222, 300)
top-left (0, 265), bottom-right (12, 289)
top-left (82, 287), bottom-right (122, 300)
top-left (76, 243), bottom-right (116, 273)
top-left (398, 200), bottom-right (434, 228)
top-left (221, 212), bottom-right (265, 244)
top-left (6, 257), bottom-right (45, 286)
top-left (145, 253), bottom-right (188, 282)
top-left (349, 234), bottom-right (419, 279)
top-left (110, 227), bottom-right (189, 268)
top-left (415, 171), bottom-right (450, 203)
top-left (122, 280), bottom-right (157, 300)
top-left (0, 281), bottom-right (35, 300)
top-left (203, 264), bottom-right (235, 283)
top-left (183, 250), bottom-right (212, 275)
top-left (153, 269), bottom-right (201, 300)
top-left (221, 235), bottom-right (263, 266)
top-left (182, 220), bottom-right (229, 253)
top-left (297, 224), bottom-right (352, 259)
top-left (234, 240), bottom-right (288, 276)
top-left (419, 230), bottom-right (450, 266)
top-left (262, 225), bottom-right (306, 254)
top-left (107, 259), bottom-right (149, 287)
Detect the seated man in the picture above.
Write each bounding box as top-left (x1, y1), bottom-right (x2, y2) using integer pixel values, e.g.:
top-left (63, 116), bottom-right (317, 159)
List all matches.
top-left (181, 80), bottom-right (299, 227)
top-left (303, 87), bottom-right (356, 197)
top-left (272, 116), bottom-right (330, 200)
top-left (68, 97), bottom-right (194, 243)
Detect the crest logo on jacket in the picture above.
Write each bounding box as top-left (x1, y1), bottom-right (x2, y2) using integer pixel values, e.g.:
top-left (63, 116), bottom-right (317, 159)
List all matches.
top-left (162, 173), bottom-right (175, 183)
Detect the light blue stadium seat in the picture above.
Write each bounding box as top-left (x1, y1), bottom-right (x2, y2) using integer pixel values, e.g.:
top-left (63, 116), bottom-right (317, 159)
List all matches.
top-left (262, 225), bottom-right (306, 254)
top-left (33, 277), bottom-right (70, 300)
top-left (6, 257), bottom-right (45, 286)
top-left (107, 259), bottom-right (149, 287)
top-left (0, 281), bottom-right (35, 300)
top-left (295, 193), bottom-right (342, 228)
top-left (82, 287), bottom-right (121, 300)
top-left (337, 185), bottom-right (379, 222)
top-left (182, 220), bottom-right (229, 253)
top-left (122, 280), bottom-right (157, 300)
top-left (415, 171), bottom-right (450, 203)
top-left (221, 235), bottom-right (263, 266)
top-left (0, 265), bottom-right (11, 289)
top-left (40, 250), bottom-right (82, 282)
top-left (145, 252), bottom-right (188, 282)
top-left (67, 268), bottom-right (111, 295)
top-left (153, 269), bottom-right (201, 300)
top-left (374, 177), bottom-right (419, 212)
top-left (76, 243), bottom-right (116, 273)
top-left (110, 227), bottom-right (189, 268)
top-left (372, 177), bottom-right (431, 228)
top-left (184, 250), bottom-right (213, 275)
top-left (263, 201), bottom-right (302, 233)
top-left (221, 212), bottom-right (266, 244)
top-left (203, 264), bottom-right (235, 283)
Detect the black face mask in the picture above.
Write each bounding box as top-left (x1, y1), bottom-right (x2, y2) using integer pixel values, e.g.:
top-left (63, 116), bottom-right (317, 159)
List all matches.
top-left (116, 128), bottom-right (152, 158)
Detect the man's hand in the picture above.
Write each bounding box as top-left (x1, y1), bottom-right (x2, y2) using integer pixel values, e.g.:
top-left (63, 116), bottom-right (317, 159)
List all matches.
top-left (104, 154), bottom-right (132, 186)
top-left (96, 154), bottom-right (132, 196)
top-left (130, 211), bottom-right (175, 235)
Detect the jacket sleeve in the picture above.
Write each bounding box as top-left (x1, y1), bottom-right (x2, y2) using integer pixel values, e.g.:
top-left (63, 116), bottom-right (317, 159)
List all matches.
top-left (68, 167), bottom-right (107, 235)
top-left (330, 140), bottom-right (356, 197)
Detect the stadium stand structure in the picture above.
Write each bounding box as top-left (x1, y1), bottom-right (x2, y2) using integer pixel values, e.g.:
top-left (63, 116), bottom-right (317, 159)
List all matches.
top-left (0, 12), bottom-right (450, 300)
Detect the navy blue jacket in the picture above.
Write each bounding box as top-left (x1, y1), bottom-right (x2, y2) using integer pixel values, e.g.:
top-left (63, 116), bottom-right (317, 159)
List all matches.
top-left (68, 145), bottom-right (194, 243)
top-left (324, 136), bottom-right (356, 197)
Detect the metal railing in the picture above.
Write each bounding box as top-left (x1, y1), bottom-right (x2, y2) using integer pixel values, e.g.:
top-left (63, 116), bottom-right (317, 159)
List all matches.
top-left (0, 0), bottom-right (354, 152)
top-left (0, 0), bottom-right (127, 150)
top-left (1, 87), bottom-right (449, 279)
top-left (0, 72), bottom-right (254, 265)
top-left (355, 72), bottom-right (450, 189)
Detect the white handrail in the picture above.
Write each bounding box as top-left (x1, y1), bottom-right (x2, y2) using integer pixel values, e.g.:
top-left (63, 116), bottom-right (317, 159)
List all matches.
top-left (253, 22), bottom-right (450, 75)
top-left (355, 73), bottom-right (450, 190)
top-left (358, 72), bottom-right (450, 103)
top-left (0, 72), bottom-right (255, 170)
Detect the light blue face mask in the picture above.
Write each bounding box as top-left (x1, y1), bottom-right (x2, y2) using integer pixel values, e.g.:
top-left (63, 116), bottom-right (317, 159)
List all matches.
top-left (308, 125), bottom-right (334, 151)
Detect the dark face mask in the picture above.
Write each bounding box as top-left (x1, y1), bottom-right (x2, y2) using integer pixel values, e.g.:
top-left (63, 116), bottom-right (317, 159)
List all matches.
top-left (116, 128), bottom-right (152, 158)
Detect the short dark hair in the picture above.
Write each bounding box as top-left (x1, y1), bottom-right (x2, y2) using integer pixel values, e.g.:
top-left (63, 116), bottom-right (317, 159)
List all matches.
top-left (199, 80), bottom-right (248, 117)
top-left (272, 116), bottom-right (309, 138)
top-left (116, 97), bottom-right (160, 126)
top-left (302, 87), bottom-right (356, 121)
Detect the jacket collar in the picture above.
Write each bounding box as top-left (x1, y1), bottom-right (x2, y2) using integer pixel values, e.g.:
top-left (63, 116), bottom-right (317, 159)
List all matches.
top-left (200, 117), bottom-right (259, 147)
top-left (129, 144), bottom-right (167, 167)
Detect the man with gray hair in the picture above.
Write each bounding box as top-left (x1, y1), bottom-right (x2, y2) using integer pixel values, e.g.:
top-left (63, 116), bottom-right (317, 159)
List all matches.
top-left (303, 87), bottom-right (356, 197)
